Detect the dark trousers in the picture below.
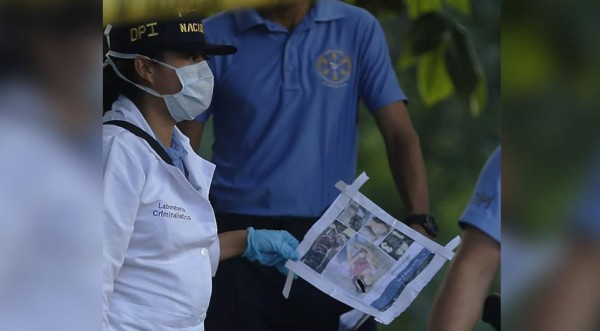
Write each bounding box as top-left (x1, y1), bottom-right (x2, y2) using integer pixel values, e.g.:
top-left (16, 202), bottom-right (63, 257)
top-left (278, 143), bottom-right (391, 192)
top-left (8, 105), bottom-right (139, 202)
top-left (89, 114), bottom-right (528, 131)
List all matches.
top-left (205, 213), bottom-right (377, 331)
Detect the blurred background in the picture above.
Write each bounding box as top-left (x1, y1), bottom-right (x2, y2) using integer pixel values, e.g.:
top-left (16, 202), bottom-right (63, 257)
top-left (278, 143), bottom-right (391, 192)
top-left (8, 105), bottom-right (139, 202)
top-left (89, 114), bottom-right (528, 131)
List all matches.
top-left (13, 0), bottom-right (600, 330)
top-left (502, 0), bottom-right (600, 330)
top-left (0, 1), bottom-right (102, 330)
top-left (1, 0), bottom-right (500, 330)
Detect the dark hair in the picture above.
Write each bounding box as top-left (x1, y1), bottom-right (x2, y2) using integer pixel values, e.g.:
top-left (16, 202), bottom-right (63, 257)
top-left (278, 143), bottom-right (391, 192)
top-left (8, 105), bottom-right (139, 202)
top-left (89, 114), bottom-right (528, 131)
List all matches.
top-left (103, 50), bottom-right (166, 113)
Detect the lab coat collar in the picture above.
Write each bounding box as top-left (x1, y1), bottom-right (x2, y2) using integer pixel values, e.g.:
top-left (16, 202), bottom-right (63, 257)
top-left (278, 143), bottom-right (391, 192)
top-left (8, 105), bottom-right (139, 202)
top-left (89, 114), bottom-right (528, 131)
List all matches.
top-left (104, 95), bottom-right (215, 199)
top-left (106, 95), bottom-right (193, 157)
top-left (106, 95), bottom-right (158, 141)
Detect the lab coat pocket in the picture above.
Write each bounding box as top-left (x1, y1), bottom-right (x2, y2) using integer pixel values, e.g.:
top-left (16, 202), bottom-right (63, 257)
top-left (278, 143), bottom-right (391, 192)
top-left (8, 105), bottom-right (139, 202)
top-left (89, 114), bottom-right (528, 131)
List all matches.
top-left (108, 298), bottom-right (205, 331)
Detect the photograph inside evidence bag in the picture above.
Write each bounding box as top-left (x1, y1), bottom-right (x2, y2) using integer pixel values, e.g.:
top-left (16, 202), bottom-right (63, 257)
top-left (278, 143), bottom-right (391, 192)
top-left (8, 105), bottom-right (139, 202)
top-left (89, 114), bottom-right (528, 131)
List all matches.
top-left (285, 173), bottom-right (460, 325)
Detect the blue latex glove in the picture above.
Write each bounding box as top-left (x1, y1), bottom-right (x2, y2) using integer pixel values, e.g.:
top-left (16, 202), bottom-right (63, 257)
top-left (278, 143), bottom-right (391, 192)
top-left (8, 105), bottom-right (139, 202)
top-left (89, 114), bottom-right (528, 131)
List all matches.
top-left (242, 227), bottom-right (300, 275)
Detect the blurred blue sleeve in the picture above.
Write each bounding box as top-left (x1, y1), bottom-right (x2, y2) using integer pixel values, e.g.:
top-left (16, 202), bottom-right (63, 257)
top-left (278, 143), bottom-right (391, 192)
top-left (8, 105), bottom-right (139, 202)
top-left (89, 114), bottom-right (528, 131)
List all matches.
top-left (459, 146), bottom-right (501, 244)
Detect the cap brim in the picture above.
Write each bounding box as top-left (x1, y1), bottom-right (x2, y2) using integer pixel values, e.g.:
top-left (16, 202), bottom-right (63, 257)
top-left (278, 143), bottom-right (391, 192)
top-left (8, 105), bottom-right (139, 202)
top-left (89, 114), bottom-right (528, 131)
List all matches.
top-left (202, 43), bottom-right (238, 55)
top-left (165, 42), bottom-right (237, 56)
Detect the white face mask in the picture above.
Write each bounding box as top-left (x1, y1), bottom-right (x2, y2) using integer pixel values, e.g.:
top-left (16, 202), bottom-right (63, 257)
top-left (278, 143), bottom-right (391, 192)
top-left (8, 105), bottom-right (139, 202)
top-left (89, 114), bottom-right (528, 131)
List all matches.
top-left (105, 50), bottom-right (214, 122)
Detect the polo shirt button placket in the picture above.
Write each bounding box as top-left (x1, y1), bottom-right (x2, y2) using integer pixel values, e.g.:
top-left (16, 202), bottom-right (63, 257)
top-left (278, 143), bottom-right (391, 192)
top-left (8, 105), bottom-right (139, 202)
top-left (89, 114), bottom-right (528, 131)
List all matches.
top-left (283, 34), bottom-right (299, 90)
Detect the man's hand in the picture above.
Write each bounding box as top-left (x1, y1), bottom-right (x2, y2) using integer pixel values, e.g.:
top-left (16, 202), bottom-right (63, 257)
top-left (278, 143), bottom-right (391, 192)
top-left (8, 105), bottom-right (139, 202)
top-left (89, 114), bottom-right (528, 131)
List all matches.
top-left (410, 224), bottom-right (433, 239)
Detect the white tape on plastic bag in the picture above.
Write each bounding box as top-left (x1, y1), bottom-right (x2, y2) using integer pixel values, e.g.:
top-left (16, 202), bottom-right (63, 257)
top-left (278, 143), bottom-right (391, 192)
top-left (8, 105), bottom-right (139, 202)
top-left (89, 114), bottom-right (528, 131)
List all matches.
top-left (284, 172), bottom-right (461, 325)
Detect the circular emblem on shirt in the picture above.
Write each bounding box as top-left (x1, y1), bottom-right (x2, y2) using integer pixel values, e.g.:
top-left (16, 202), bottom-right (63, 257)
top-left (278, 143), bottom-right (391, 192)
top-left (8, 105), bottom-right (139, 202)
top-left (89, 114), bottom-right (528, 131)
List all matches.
top-left (316, 50), bottom-right (352, 87)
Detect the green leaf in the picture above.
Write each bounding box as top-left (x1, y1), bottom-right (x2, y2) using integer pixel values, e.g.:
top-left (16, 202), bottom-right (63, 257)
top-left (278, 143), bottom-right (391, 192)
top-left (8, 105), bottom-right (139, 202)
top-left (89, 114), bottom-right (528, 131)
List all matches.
top-left (417, 43), bottom-right (454, 107)
top-left (410, 12), bottom-right (450, 55)
top-left (444, 0), bottom-right (471, 14)
top-left (404, 0), bottom-right (443, 19)
top-left (445, 22), bottom-right (478, 97)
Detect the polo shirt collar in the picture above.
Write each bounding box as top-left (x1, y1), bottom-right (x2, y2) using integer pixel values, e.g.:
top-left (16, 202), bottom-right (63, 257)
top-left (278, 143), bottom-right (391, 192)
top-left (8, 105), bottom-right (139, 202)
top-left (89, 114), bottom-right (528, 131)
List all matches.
top-left (234, 9), bottom-right (265, 32)
top-left (235, 0), bottom-right (346, 33)
top-left (313, 0), bottom-right (346, 22)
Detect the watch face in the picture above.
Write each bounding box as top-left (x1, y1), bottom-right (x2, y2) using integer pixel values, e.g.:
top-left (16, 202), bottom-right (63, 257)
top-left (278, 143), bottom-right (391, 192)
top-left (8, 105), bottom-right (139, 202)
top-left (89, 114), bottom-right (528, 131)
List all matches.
top-left (425, 215), bottom-right (434, 226)
top-left (430, 215), bottom-right (439, 227)
top-left (420, 214), bottom-right (438, 236)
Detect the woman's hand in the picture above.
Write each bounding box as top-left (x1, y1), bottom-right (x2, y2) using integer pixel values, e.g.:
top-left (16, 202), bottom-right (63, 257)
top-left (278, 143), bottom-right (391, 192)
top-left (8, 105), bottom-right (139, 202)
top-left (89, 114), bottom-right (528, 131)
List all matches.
top-left (243, 227), bottom-right (299, 275)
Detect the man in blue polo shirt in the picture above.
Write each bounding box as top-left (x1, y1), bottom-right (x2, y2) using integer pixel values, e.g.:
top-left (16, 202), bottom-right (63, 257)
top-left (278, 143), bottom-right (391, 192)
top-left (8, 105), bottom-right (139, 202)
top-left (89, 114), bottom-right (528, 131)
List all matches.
top-left (429, 146), bottom-right (500, 331)
top-left (179, 1), bottom-right (433, 330)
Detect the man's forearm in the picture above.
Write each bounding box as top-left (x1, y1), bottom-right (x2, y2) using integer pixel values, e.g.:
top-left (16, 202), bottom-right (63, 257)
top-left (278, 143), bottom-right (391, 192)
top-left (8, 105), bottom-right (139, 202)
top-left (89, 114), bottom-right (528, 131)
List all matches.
top-left (374, 102), bottom-right (430, 237)
top-left (429, 255), bottom-right (494, 330)
top-left (429, 228), bottom-right (500, 331)
top-left (386, 129), bottom-right (429, 215)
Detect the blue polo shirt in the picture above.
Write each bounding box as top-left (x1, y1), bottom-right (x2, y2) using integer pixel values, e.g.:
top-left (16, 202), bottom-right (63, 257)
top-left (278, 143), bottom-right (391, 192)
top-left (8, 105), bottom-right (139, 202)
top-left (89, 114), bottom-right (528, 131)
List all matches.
top-left (197, 0), bottom-right (407, 217)
top-left (459, 146), bottom-right (501, 244)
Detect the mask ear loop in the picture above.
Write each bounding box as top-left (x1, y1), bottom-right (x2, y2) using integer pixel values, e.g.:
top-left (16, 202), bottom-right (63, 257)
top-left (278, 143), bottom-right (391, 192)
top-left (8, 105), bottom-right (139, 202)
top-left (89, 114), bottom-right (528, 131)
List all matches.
top-left (104, 55), bottom-right (163, 98)
top-left (103, 24), bottom-right (113, 70)
top-left (104, 24), bottom-right (112, 49)
top-left (106, 50), bottom-right (180, 72)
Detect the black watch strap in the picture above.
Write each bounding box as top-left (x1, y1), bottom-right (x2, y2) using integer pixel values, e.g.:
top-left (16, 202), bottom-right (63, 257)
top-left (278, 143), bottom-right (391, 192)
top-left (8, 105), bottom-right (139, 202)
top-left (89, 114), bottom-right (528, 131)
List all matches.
top-left (404, 214), bottom-right (438, 237)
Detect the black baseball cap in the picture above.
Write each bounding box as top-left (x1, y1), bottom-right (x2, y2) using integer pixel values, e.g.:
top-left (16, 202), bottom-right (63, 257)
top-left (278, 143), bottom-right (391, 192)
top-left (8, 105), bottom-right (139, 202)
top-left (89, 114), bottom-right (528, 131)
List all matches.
top-left (105, 17), bottom-right (237, 56)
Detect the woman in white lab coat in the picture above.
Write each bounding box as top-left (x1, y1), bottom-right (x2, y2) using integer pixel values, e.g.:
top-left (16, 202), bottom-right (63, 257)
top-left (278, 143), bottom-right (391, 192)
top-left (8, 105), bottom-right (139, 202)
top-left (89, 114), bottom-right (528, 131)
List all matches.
top-left (102, 18), bottom-right (299, 331)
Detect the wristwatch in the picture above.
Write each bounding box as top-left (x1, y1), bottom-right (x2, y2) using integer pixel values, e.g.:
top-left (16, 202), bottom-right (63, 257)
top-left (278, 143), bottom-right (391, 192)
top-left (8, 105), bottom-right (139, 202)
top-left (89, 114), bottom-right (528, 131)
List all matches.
top-left (404, 214), bottom-right (438, 238)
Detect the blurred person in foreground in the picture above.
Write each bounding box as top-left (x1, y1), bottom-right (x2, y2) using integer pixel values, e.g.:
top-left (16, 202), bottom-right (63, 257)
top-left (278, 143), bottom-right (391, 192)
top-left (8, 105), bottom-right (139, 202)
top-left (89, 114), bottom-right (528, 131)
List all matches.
top-left (0, 1), bottom-right (101, 330)
top-left (103, 15), bottom-right (300, 331)
top-left (429, 146), bottom-right (501, 331)
top-left (178, 1), bottom-right (434, 329)
top-left (522, 155), bottom-right (600, 331)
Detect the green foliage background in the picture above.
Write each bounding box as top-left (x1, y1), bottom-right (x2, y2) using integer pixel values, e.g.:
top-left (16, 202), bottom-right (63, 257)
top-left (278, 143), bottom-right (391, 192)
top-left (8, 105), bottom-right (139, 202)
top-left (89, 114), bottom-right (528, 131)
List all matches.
top-left (355, 1), bottom-right (499, 329)
top-left (198, 0), bottom-right (500, 329)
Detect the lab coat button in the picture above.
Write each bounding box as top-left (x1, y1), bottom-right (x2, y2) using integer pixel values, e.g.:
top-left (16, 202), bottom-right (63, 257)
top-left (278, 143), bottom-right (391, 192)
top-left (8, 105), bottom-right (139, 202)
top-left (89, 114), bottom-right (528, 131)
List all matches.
top-left (200, 248), bottom-right (208, 256)
top-left (200, 312), bottom-right (207, 321)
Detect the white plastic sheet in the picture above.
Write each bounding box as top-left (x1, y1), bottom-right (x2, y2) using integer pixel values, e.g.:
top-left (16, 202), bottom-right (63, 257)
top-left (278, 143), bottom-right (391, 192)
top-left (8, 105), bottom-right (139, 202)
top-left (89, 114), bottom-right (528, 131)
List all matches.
top-left (284, 173), bottom-right (460, 325)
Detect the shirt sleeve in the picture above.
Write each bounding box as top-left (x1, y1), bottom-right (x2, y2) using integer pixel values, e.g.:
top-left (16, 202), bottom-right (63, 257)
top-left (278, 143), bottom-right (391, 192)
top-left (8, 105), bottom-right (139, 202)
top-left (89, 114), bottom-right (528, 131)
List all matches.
top-left (102, 135), bottom-right (145, 329)
top-left (459, 147), bottom-right (501, 244)
top-left (358, 12), bottom-right (407, 112)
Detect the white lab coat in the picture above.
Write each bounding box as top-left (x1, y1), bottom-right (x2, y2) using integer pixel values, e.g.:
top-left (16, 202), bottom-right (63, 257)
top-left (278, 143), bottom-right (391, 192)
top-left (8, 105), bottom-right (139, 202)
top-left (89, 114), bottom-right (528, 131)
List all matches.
top-left (103, 95), bottom-right (219, 331)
